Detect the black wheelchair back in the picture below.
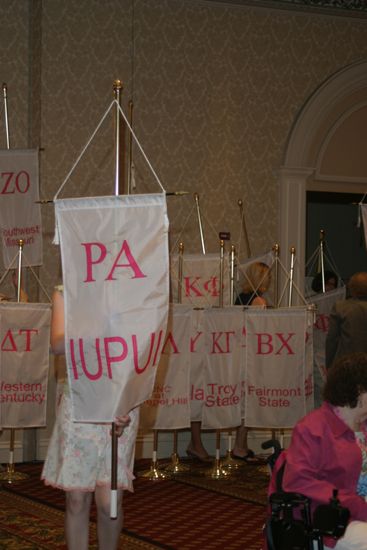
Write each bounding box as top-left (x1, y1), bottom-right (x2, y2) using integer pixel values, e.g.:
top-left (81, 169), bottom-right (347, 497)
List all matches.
top-left (263, 440), bottom-right (350, 550)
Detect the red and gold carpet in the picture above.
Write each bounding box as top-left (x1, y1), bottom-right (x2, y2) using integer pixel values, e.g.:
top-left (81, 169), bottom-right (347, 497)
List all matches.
top-left (0, 459), bottom-right (268, 549)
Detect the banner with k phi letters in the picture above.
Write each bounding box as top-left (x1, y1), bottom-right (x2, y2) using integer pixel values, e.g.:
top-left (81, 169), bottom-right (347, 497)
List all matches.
top-left (308, 287), bottom-right (346, 406)
top-left (55, 194), bottom-right (170, 422)
top-left (0, 149), bottom-right (42, 268)
top-left (170, 253), bottom-right (230, 307)
top-left (140, 304), bottom-right (192, 430)
top-left (0, 302), bottom-right (51, 428)
top-left (244, 307), bottom-right (314, 429)
top-left (201, 307), bottom-right (244, 429)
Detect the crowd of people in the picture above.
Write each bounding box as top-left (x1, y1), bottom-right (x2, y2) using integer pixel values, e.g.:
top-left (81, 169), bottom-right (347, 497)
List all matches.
top-left (37, 264), bottom-right (367, 549)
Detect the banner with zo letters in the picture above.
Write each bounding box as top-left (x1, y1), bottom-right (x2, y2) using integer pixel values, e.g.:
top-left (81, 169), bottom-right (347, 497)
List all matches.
top-left (55, 194), bottom-right (170, 422)
top-left (0, 149), bottom-right (42, 268)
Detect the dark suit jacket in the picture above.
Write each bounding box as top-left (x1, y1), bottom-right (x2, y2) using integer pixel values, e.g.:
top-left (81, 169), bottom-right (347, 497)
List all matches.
top-left (325, 296), bottom-right (367, 368)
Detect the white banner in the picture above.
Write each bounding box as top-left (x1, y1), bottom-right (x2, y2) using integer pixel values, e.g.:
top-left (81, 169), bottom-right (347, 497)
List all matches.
top-left (170, 253), bottom-right (230, 306)
top-left (189, 308), bottom-right (206, 421)
top-left (0, 302), bottom-right (51, 427)
top-left (308, 287), bottom-right (346, 406)
top-left (245, 308), bottom-right (313, 428)
top-left (140, 304), bottom-right (191, 429)
top-left (201, 307), bottom-right (243, 429)
top-left (55, 194), bottom-right (170, 421)
top-left (0, 149), bottom-right (42, 268)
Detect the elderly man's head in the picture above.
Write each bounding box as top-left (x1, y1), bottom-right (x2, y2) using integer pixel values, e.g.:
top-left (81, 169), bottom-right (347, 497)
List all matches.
top-left (348, 272), bottom-right (367, 298)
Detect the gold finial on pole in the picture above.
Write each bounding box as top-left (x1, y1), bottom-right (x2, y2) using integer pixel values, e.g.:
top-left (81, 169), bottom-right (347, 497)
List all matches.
top-left (194, 193), bottom-right (206, 254)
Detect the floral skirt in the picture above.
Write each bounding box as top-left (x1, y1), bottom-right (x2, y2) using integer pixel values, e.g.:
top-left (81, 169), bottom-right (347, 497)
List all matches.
top-left (42, 391), bottom-right (139, 492)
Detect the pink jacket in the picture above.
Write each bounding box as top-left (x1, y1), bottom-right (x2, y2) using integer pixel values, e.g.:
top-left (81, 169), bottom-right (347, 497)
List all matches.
top-left (268, 402), bottom-right (367, 548)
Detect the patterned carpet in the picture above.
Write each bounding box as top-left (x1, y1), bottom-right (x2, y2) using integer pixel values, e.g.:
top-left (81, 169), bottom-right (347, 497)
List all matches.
top-left (0, 458), bottom-right (269, 549)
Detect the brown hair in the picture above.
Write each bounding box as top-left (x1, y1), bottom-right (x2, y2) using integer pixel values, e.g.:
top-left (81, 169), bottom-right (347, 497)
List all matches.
top-left (348, 272), bottom-right (367, 298)
top-left (323, 353), bottom-right (367, 408)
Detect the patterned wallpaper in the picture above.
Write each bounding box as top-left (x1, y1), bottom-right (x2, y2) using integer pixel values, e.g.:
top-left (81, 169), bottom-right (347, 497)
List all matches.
top-left (1, 0), bottom-right (367, 296)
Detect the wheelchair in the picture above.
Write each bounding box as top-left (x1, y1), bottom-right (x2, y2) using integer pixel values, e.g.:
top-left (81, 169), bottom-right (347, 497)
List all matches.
top-left (262, 440), bottom-right (350, 550)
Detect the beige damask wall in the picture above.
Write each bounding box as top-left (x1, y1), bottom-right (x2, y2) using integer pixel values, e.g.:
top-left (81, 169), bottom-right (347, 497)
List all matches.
top-left (1, 0), bottom-right (366, 294)
top-left (1, 0), bottom-right (367, 458)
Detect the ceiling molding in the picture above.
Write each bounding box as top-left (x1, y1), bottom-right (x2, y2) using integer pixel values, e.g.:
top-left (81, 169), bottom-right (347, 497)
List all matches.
top-left (201, 0), bottom-right (367, 19)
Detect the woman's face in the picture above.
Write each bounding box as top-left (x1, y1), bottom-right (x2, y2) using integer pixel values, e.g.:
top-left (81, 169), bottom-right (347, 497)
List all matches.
top-left (355, 392), bottom-right (367, 424)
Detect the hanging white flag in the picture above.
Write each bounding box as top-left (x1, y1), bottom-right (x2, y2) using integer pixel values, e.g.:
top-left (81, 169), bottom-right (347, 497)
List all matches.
top-left (0, 302), bottom-right (51, 428)
top-left (245, 308), bottom-right (313, 428)
top-left (0, 149), bottom-right (42, 268)
top-left (55, 193), bottom-right (170, 422)
top-left (308, 287), bottom-right (346, 406)
top-left (201, 307), bottom-right (243, 429)
top-left (140, 304), bottom-right (191, 430)
top-left (170, 253), bottom-right (230, 306)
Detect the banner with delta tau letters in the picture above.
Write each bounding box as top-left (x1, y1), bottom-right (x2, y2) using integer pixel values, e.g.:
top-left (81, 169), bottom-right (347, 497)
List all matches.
top-left (0, 149), bottom-right (42, 268)
top-left (0, 302), bottom-right (51, 428)
top-left (140, 304), bottom-right (191, 430)
top-left (245, 308), bottom-right (313, 428)
top-left (55, 194), bottom-right (170, 422)
top-left (170, 253), bottom-right (230, 306)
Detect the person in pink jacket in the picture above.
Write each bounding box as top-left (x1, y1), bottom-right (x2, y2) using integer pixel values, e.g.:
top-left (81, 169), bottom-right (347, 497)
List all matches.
top-left (268, 352), bottom-right (367, 550)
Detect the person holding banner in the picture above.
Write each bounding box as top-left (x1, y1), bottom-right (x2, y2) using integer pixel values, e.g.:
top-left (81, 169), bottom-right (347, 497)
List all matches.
top-left (42, 287), bottom-right (139, 550)
top-left (233, 261), bottom-right (271, 460)
top-left (325, 271), bottom-right (367, 369)
top-left (268, 353), bottom-right (367, 550)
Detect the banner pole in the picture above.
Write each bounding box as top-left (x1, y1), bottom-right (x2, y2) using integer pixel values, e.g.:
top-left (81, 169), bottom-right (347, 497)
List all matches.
top-left (318, 229), bottom-right (326, 293)
top-left (127, 100), bottom-right (133, 195)
top-left (288, 246), bottom-right (296, 307)
top-left (194, 193), bottom-right (206, 254)
top-left (110, 79), bottom-right (124, 518)
top-left (0, 239), bottom-right (29, 483)
top-left (207, 240), bottom-right (229, 479)
top-left (164, 242), bottom-right (189, 475)
top-left (238, 199), bottom-right (251, 258)
top-left (2, 83), bottom-right (10, 149)
top-left (273, 243), bottom-right (280, 308)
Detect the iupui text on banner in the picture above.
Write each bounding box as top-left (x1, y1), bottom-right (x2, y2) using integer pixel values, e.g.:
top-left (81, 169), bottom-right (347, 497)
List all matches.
top-left (55, 194), bottom-right (170, 422)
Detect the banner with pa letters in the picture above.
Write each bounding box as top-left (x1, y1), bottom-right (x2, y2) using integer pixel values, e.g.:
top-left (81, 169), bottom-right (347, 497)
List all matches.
top-left (244, 307), bottom-right (313, 428)
top-left (140, 304), bottom-right (191, 429)
top-left (0, 302), bottom-right (51, 427)
top-left (0, 149), bottom-right (42, 268)
top-left (170, 253), bottom-right (230, 307)
top-left (55, 194), bottom-right (170, 422)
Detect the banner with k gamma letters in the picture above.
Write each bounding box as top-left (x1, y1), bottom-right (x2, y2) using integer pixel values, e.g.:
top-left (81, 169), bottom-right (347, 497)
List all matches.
top-left (0, 302), bottom-right (51, 427)
top-left (244, 307), bottom-right (314, 429)
top-left (55, 193), bottom-right (170, 421)
top-left (0, 149), bottom-right (42, 268)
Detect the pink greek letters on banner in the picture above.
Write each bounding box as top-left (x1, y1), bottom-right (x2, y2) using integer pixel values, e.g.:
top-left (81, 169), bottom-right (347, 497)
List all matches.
top-left (0, 150), bottom-right (43, 268)
top-left (0, 302), bottom-right (51, 428)
top-left (55, 194), bottom-right (169, 422)
top-left (245, 308), bottom-right (313, 429)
